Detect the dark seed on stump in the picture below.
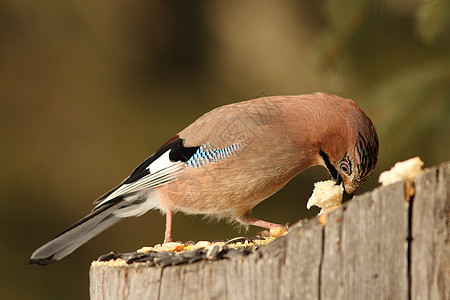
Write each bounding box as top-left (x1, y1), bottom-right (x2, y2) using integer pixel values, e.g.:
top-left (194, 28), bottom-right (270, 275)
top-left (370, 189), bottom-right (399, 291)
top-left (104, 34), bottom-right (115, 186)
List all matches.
top-left (188, 256), bottom-right (205, 264)
top-left (126, 252), bottom-right (152, 264)
top-left (118, 252), bottom-right (136, 261)
top-left (154, 254), bottom-right (175, 267)
top-left (171, 256), bottom-right (189, 265)
top-left (154, 251), bottom-right (172, 258)
top-left (156, 259), bottom-right (173, 268)
top-left (97, 251), bottom-right (119, 262)
top-left (130, 252), bottom-right (158, 264)
top-left (226, 237), bottom-right (248, 244)
top-left (206, 245), bottom-right (224, 260)
top-left (180, 248), bottom-right (205, 259)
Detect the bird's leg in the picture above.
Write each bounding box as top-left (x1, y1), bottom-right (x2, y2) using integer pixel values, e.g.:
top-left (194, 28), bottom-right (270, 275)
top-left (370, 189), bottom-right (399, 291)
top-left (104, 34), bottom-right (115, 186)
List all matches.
top-left (246, 216), bottom-right (281, 229)
top-left (237, 213), bottom-right (282, 229)
top-left (164, 210), bottom-right (173, 244)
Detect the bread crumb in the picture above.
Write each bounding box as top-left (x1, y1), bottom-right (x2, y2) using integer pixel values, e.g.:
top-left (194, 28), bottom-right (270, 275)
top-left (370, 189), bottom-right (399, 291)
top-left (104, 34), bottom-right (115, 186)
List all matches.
top-left (164, 242), bottom-right (185, 252)
top-left (91, 258), bottom-right (127, 267)
top-left (137, 246), bottom-right (154, 253)
top-left (404, 180), bottom-right (415, 201)
top-left (193, 241), bottom-right (211, 249)
top-left (378, 157), bottom-right (424, 186)
top-left (269, 226), bottom-right (287, 237)
top-left (318, 214), bottom-right (327, 225)
top-left (254, 237), bottom-right (275, 246)
top-left (153, 242), bottom-right (185, 252)
top-left (307, 180), bottom-right (343, 214)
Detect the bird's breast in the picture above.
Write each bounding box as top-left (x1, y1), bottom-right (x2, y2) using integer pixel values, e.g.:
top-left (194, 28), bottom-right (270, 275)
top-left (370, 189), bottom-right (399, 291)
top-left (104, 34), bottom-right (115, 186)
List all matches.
top-left (155, 143), bottom-right (308, 218)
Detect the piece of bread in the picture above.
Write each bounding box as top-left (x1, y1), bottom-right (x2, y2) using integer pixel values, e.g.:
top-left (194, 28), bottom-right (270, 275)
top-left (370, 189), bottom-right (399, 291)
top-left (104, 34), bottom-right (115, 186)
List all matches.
top-left (378, 157), bottom-right (424, 186)
top-left (306, 180), bottom-right (343, 214)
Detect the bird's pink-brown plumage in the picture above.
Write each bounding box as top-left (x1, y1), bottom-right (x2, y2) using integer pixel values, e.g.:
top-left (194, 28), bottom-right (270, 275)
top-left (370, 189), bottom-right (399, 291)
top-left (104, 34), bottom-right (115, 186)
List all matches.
top-left (29, 93), bottom-right (379, 265)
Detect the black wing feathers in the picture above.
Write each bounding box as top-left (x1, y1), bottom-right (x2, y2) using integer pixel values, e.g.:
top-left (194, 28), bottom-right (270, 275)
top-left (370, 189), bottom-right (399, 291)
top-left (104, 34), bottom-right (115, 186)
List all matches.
top-left (95, 136), bottom-right (199, 204)
top-left (124, 136), bottom-right (180, 184)
top-left (168, 139), bottom-right (199, 162)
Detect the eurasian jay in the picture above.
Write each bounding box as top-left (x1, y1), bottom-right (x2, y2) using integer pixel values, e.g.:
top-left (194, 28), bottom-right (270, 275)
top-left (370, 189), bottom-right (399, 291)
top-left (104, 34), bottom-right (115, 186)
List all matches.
top-left (29, 93), bottom-right (379, 266)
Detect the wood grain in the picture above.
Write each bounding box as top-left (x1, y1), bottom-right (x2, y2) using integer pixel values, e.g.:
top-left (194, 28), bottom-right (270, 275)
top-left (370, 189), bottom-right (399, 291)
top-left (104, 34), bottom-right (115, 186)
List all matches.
top-left (90, 162), bottom-right (449, 300)
top-left (411, 163), bottom-right (449, 300)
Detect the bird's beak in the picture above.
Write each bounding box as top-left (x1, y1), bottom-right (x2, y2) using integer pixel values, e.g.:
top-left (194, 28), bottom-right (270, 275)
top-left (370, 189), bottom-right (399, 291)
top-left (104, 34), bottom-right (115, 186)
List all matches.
top-left (334, 174), bottom-right (353, 202)
top-left (335, 174), bottom-right (343, 186)
top-left (343, 190), bottom-right (353, 202)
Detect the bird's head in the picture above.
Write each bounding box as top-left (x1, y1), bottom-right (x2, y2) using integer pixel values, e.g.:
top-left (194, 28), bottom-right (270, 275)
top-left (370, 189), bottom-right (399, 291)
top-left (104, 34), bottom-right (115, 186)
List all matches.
top-left (317, 103), bottom-right (379, 200)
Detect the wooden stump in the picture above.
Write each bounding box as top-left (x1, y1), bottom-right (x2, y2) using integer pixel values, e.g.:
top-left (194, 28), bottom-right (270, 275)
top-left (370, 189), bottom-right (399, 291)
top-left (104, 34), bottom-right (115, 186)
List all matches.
top-left (90, 162), bottom-right (449, 300)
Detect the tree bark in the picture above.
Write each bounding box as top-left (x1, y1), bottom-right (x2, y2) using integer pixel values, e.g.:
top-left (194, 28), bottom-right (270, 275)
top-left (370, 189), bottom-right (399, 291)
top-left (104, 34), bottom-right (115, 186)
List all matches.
top-left (90, 162), bottom-right (449, 300)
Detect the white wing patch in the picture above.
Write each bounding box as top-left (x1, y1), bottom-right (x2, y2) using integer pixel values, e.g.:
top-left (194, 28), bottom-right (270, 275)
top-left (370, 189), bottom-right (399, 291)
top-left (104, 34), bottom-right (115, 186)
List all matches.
top-left (94, 150), bottom-right (182, 209)
top-left (186, 144), bottom-right (240, 168)
top-left (148, 150), bottom-right (173, 173)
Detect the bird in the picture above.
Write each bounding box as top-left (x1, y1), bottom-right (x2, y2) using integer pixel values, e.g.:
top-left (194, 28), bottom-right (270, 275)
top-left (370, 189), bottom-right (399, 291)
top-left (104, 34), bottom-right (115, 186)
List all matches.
top-left (29, 92), bottom-right (379, 266)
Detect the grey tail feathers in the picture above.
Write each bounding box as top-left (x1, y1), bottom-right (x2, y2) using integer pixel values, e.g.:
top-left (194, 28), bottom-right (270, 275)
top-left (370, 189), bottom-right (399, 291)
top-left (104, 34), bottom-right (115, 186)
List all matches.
top-left (29, 198), bottom-right (126, 266)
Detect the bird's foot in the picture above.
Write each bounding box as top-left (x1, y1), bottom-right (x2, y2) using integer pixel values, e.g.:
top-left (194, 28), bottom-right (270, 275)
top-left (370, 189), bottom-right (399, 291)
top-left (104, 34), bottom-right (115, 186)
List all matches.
top-left (256, 222), bottom-right (291, 238)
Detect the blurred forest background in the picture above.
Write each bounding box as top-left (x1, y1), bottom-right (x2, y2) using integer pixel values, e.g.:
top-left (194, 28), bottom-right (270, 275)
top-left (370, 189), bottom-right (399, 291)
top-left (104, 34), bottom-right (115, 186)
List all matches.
top-left (1, 0), bottom-right (449, 299)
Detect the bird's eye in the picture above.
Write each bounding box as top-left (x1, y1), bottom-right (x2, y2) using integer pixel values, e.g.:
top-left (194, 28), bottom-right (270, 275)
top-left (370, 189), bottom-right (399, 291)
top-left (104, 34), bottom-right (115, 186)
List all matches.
top-left (339, 160), bottom-right (351, 175)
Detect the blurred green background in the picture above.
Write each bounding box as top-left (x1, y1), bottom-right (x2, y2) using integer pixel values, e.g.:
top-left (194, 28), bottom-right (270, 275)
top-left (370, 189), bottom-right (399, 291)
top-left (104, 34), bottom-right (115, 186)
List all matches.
top-left (1, 0), bottom-right (449, 299)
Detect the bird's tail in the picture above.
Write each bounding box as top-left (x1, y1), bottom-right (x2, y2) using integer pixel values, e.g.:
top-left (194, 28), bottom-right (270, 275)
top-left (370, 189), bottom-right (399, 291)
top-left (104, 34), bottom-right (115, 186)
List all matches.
top-left (29, 198), bottom-right (126, 266)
